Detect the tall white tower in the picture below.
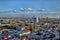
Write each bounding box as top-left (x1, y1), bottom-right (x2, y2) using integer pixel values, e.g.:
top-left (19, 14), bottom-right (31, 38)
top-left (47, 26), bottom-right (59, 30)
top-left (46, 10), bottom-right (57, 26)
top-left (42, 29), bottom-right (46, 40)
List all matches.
top-left (36, 17), bottom-right (39, 23)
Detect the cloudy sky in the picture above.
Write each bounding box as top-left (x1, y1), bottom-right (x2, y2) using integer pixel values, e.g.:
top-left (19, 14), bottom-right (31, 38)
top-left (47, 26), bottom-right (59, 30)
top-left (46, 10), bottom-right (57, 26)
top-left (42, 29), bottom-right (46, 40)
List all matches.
top-left (0, 0), bottom-right (60, 18)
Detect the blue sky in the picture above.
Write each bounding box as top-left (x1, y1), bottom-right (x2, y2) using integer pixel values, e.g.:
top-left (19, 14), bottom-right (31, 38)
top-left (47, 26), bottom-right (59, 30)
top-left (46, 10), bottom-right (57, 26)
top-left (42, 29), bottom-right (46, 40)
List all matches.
top-left (0, 0), bottom-right (60, 18)
top-left (0, 0), bottom-right (60, 11)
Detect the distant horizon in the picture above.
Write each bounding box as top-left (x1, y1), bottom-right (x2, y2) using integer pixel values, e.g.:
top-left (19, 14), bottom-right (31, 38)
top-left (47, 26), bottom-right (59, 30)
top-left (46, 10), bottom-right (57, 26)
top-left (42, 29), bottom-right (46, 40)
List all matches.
top-left (0, 0), bottom-right (60, 18)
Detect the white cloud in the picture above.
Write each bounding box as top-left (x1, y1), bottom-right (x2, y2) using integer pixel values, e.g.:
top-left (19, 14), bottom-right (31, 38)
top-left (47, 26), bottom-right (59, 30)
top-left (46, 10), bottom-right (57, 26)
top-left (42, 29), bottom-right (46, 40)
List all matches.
top-left (27, 8), bottom-right (32, 11)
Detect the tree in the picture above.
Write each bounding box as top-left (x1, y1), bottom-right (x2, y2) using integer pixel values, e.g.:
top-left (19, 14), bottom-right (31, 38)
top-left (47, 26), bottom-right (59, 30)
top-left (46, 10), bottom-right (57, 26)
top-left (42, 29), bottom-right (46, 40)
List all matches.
top-left (37, 30), bottom-right (42, 35)
top-left (10, 24), bottom-right (18, 29)
top-left (21, 23), bottom-right (25, 28)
